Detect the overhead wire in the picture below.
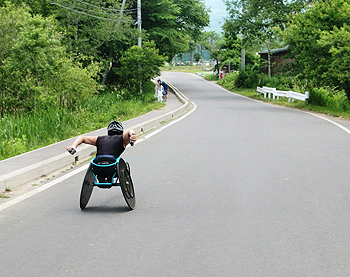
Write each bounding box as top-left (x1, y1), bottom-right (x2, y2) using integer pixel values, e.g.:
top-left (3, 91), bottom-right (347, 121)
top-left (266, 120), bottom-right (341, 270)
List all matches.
top-left (45, 0), bottom-right (136, 22)
top-left (68, 0), bottom-right (137, 12)
top-left (54, 0), bottom-right (132, 17)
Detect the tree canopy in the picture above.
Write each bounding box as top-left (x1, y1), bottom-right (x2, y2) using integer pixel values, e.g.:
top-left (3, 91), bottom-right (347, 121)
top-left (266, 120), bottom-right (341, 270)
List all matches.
top-left (284, 0), bottom-right (350, 100)
top-left (223, 0), bottom-right (311, 49)
top-left (140, 0), bottom-right (210, 61)
top-left (0, 0), bottom-right (210, 114)
top-left (0, 2), bottom-right (100, 115)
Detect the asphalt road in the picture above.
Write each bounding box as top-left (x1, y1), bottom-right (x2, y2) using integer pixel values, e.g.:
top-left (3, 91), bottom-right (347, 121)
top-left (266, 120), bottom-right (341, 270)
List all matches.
top-left (1, 72), bottom-right (350, 276)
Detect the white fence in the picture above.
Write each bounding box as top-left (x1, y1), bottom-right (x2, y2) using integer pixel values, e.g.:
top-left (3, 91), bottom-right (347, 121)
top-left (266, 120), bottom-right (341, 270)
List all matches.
top-left (257, 86), bottom-right (309, 102)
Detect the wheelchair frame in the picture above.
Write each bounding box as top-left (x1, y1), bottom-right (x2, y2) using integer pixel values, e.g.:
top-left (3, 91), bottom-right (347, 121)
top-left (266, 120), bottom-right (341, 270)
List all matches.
top-left (80, 156), bottom-right (135, 210)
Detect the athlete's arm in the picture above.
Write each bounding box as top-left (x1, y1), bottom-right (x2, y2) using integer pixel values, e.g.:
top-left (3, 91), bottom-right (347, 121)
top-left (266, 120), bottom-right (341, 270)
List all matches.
top-left (66, 135), bottom-right (98, 152)
top-left (123, 129), bottom-right (136, 148)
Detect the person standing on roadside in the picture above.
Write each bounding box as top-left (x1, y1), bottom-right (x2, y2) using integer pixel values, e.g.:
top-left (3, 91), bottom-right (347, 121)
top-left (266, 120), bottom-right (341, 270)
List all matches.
top-left (157, 79), bottom-right (168, 102)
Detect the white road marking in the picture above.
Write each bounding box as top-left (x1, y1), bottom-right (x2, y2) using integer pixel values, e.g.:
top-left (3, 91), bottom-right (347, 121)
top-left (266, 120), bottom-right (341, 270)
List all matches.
top-left (0, 165), bottom-right (88, 212)
top-left (145, 102), bottom-right (197, 139)
top-left (197, 73), bottom-right (350, 136)
top-left (7, 77), bottom-right (348, 212)
top-left (304, 111), bottom-right (350, 135)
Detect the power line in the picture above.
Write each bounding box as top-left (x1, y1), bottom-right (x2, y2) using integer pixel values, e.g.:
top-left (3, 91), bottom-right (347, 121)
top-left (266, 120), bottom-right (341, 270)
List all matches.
top-left (68, 0), bottom-right (137, 12)
top-left (46, 0), bottom-right (135, 22)
top-left (57, 0), bottom-right (134, 17)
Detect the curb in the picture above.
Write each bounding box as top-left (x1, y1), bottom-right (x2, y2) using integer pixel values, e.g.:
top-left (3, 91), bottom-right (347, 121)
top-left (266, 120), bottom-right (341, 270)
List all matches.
top-left (0, 81), bottom-right (192, 193)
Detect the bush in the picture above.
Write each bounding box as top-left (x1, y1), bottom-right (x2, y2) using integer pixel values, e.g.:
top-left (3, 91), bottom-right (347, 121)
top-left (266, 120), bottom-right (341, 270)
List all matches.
top-left (217, 72), bottom-right (238, 90)
top-left (308, 86), bottom-right (350, 111)
top-left (218, 70), bottom-right (259, 89)
top-left (259, 74), bottom-right (307, 92)
top-left (235, 70), bottom-right (259, 88)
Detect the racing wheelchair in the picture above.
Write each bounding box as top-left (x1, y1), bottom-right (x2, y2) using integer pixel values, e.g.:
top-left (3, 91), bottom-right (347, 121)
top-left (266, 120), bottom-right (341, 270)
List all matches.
top-left (80, 155), bottom-right (135, 210)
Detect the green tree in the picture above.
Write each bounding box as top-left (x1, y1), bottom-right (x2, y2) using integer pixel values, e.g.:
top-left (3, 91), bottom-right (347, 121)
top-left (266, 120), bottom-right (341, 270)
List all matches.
top-left (220, 30), bottom-right (242, 71)
top-left (116, 41), bottom-right (167, 95)
top-left (0, 3), bottom-right (99, 114)
top-left (204, 32), bottom-right (225, 74)
top-left (1, 0), bottom-right (209, 90)
top-left (140, 0), bottom-right (210, 61)
top-left (284, 0), bottom-right (350, 101)
top-left (223, 0), bottom-right (310, 75)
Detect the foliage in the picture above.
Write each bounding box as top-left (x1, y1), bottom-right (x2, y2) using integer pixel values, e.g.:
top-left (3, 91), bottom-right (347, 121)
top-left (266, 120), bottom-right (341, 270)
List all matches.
top-left (222, 0), bottom-right (311, 76)
top-left (223, 0), bottom-right (310, 48)
top-left (218, 69), bottom-right (259, 89)
top-left (217, 72), bottom-right (238, 90)
top-left (0, 3), bottom-right (100, 115)
top-left (140, 0), bottom-right (210, 61)
top-left (116, 41), bottom-right (167, 95)
top-left (220, 32), bottom-right (242, 71)
top-left (308, 86), bottom-right (350, 110)
top-left (236, 70), bottom-right (259, 88)
top-left (284, 0), bottom-right (350, 101)
top-left (1, 0), bottom-right (209, 87)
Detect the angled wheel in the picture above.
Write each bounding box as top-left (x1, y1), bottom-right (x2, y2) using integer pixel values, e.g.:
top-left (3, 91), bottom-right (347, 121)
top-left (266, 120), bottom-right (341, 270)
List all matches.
top-left (118, 158), bottom-right (135, 210)
top-left (80, 164), bottom-right (94, 210)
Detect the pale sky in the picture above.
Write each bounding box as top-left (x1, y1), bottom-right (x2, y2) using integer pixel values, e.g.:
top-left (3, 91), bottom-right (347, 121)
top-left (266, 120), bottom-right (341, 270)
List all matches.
top-left (203, 0), bottom-right (227, 34)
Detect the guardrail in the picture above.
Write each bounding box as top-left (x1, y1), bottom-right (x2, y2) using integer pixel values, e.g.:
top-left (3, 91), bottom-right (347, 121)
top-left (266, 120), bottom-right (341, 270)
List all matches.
top-left (257, 86), bottom-right (309, 102)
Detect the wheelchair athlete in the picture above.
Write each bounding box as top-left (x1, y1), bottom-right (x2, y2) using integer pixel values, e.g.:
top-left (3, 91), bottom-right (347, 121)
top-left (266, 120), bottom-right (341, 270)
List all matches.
top-left (66, 120), bottom-right (136, 158)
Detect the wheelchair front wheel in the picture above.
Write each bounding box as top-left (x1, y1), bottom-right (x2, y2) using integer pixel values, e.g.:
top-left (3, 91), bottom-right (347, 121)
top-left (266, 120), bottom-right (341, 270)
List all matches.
top-left (118, 158), bottom-right (135, 210)
top-left (80, 164), bottom-right (94, 210)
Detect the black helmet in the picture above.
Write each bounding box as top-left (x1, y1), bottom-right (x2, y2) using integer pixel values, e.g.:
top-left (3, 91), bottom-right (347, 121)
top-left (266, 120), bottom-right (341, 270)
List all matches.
top-left (107, 120), bottom-right (124, 135)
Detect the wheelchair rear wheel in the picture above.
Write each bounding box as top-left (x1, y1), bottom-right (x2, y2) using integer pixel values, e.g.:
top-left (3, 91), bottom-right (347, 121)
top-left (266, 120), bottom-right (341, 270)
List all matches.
top-left (118, 158), bottom-right (135, 210)
top-left (80, 164), bottom-right (94, 210)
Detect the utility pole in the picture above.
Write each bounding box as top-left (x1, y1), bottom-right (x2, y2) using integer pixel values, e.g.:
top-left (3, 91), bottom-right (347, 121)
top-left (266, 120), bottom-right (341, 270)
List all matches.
top-left (137, 0), bottom-right (142, 48)
top-left (241, 0), bottom-right (246, 71)
top-left (137, 0), bottom-right (142, 94)
top-left (241, 37), bottom-right (245, 71)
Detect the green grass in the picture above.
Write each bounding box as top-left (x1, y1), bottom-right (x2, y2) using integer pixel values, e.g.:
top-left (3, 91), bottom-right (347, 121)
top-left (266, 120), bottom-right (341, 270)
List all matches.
top-left (0, 92), bottom-right (163, 161)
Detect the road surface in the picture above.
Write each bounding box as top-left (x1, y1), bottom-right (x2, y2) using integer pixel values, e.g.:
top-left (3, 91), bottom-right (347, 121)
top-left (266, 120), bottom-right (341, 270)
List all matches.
top-left (1, 72), bottom-right (350, 276)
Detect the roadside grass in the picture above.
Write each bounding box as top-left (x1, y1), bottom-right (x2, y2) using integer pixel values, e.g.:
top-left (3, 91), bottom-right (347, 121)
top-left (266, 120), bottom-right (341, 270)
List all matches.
top-left (0, 91), bottom-right (163, 161)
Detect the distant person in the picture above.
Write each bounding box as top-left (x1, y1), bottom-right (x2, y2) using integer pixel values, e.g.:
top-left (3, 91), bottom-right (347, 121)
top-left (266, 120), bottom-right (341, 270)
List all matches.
top-left (157, 86), bottom-right (163, 103)
top-left (155, 79), bottom-right (161, 97)
top-left (66, 121), bottom-right (136, 159)
top-left (157, 79), bottom-right (168, 102)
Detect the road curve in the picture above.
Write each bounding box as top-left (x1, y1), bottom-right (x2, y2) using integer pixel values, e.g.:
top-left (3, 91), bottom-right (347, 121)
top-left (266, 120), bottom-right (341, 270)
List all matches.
top-left (1, 72), bottom-right (350, 276)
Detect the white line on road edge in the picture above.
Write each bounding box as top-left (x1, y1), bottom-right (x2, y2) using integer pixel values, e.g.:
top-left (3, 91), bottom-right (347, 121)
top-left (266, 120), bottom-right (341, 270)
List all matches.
top-left (196, 74), bottom-right (350, 137)
top-left (145, 101), bottom-right (197, 140)
top-left (0, 100), bottom-right (197, 212)
top-left (0, 164), bottom-right (88, 212)
top-left (304, 111), bottom-right (350, 135)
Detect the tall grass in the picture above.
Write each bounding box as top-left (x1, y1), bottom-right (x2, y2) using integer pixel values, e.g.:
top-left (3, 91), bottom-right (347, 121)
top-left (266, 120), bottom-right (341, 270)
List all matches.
top-left (0, 91), bottom-right (162, 161)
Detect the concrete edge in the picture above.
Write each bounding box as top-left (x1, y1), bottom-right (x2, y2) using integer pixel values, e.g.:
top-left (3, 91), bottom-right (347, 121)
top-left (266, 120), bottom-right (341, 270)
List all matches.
top-left (0, 82), bottom-right (192, 193)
